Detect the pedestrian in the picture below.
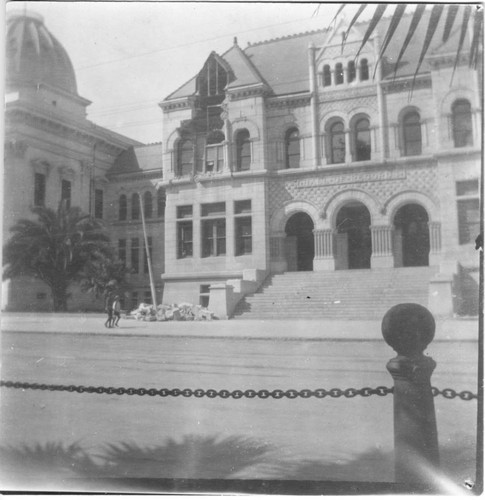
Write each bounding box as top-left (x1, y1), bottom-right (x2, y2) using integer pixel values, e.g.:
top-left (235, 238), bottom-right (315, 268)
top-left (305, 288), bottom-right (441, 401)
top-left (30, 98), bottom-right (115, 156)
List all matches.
top-left (112, 295), bottom-right (121, 327)
top-left (104, 293), bottom-right (113, 328)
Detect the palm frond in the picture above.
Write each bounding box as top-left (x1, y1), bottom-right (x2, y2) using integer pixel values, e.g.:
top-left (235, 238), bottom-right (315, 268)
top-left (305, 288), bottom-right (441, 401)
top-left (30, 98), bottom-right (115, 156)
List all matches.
top-left (342, 4), bottom-right (367, 52)
top-left (355, 4), bottom-right (388, 59)
top-left (442, 5), bottom-right (460, 43)
top-left (452, 5), bottom-right (472, 80)
top-left (470, 6), bottom-right (483, 69)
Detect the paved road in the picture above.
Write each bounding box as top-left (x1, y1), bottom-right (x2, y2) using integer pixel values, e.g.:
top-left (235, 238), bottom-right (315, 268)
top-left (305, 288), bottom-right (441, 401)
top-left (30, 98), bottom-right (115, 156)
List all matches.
top-left (0, 314), bottom-right (479, 492)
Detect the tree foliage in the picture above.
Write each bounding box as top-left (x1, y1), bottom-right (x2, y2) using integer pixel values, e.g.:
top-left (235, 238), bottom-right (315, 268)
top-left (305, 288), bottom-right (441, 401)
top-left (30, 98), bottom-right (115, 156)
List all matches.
top-left (3, 203), bottom-right (114, 311)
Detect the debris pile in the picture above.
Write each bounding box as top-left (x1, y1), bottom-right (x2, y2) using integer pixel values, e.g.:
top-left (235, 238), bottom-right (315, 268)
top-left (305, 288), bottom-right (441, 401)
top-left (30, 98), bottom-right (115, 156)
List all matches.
top-left (128, 302), bottom-right (215, 321)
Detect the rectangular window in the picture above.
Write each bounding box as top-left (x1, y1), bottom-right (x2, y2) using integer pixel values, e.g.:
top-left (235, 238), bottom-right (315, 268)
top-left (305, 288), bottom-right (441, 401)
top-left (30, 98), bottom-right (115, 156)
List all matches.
top-left (94, 189), bottom-right (103, 219)
top-left (200, 284), bottom-right (210, 308)
top-left (205, 144), bottom-right (224, 172)
top-left (131, 238), bottom-right (139, 273)
top-left (34, 173), bottom-right (46, 206)
top-left (131, 291), bottom-right (138, 311)
top-left (202, 202), bottom-right (226, 257)
top-left (235, 200), bottom-right (252, 255)
top-left (177, 205), bottom-right (193, 259)
top-left (61, 180), bottom-right (71, 209)
top-left (144, 236), bottom-right (153, 274)
top-left (118, 239), bottom-right (126, 266)
top-left (456, 180), bottom-right (480, 245)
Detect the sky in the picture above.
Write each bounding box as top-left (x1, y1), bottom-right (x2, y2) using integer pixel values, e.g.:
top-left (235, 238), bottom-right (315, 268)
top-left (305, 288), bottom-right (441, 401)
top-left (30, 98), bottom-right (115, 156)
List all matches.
top-left (6, 1), bottom-right (362, 144)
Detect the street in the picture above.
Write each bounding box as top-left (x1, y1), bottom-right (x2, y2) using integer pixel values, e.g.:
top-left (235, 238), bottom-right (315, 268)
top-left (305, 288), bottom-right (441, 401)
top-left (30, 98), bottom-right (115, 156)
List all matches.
top-left (0, 315), bottom-right (479, 492)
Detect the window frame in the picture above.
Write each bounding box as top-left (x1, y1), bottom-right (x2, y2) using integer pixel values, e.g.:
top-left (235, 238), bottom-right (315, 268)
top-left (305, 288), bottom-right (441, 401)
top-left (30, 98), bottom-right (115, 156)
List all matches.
top-left (61, 179), bottom-right (71, 209)
top-left (176, 205), bottom-right (193, 259)
top-left (177, 138), bottom-right (194, 176)
top-left (402, 111), bottom-right (422, 156)
top-left (34, 172), bottom-right (46, 207)
top-left (329, 121), bottom-right (346, 164)
top-left (456, 180), bottom-right (480, 245)
top-left (94, 189), bottom-right (104, 219)
top-left (452, 99), bottom-right (473, 148)
top-left (119, 194), bottom-right (127, 221)
top-left (236, 129), bottom-right (251, 171)
top-left (131, 193), bottom-right (140, 220)
top-left (354, 117), bottom-right (371, 161)
top-left (201, 202), bottom-right (226, 257)
top-left (285, 127), bottom-right (300, 169)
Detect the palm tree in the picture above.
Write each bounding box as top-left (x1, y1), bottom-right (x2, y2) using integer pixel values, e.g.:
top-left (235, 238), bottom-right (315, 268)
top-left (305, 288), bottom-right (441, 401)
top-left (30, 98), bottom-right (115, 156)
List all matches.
top-left (3, 202), bottom-right (112, 311)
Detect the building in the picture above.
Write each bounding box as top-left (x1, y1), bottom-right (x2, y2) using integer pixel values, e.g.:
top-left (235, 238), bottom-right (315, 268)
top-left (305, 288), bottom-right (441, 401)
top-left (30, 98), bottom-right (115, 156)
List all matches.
top-left (3, 9), bottom-right (481, 318)
top-left (3, 11), bottom-right (162, 311)
top-left (158, 12), bottom-right (481, 318)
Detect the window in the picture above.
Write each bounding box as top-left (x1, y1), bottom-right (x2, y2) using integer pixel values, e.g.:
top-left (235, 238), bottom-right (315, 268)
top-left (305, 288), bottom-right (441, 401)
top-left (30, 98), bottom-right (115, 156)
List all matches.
top-left (236, 129), bottom-right (251, 171)
top-left (360, 59), bottom-right (369, 81)
top-left (205, 131), bottom-right (225, 172)
top-left (118, 239), bottom-right (126, 266)
top-left (177, 205), bottom-right (193, 258)
top-left (143, 236), bottom-right (153, 274)
top-left (323, 65), bottom-right (331, 86)
top-left (347, 61), bottom-right (356, 83)
top-left (61, 180), bottom-right (71, 209)
top-left (119, 194), bottom-right (127, 221)
top-left (144, 192), bottom-right (153, 219)
top-left (200, 284), bottom-right (210, 308)
top-left (335, 63), bottom-right (344, 85)
top-left (235, 200), bottom-right (252, 255)
top-left (131, 238), bottom-right (139, 273)
top-left (131, 291), bottom-right (139, 311)
top-left (94, 189), bottom-right (103, 219)
top-left (285, 128), bottom-right (300, 169)
top-left (402, 111), bottom-right (422, 156)
top-left (456, 180), bottom-right (480, 245)
top-left (34, 173), bottom-right (46, 206)
top-left (330, 121), bottom-right (346, 164)
top-left (197, 57), bottom-right (228, 97)
top-left (132, 193), bottom-right (140, 220)
top-left (452, 100), bottom-right (473, 147)
top-left (354, 118), bottom-right (371, 161)
top-left (201, 202), bottom-right (226, 257)
top-left (177, 139), bottom-right (194, 176)
top-left (157, 190), bottom-right (165, 218)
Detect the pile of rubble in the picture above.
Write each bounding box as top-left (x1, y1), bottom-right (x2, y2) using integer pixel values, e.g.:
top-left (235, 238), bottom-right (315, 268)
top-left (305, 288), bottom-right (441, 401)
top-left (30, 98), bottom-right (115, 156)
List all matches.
top-left (128, 302), bottom-right (216, 321)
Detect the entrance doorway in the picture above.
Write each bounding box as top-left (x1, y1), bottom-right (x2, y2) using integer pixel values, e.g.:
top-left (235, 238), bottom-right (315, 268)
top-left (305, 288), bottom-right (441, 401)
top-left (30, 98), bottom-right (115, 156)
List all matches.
top-left (394, 204), bottom-right (429, 267)
top-left (335, 203), bottom-right (371, 270)
top-left (285, 212), bottom-right (314, 271)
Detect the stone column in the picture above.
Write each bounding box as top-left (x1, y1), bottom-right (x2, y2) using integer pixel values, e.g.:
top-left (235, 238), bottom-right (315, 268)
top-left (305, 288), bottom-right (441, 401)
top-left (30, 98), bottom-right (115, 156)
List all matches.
top-left (371, 225), bottom-right (394, 268)
top-left (270, 232), bottom-right (287, 273)
top-left (428, 221), bottom-right (441, 267)
top-left (344, 129), bottom-right (352, 163)
top-left (313, 229), bottom-right (335, 271)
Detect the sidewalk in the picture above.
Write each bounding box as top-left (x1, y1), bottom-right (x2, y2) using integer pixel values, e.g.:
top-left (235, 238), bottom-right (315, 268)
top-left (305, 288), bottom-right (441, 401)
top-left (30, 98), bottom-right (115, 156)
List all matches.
top-left (1, 312), bottom-right (479, 342)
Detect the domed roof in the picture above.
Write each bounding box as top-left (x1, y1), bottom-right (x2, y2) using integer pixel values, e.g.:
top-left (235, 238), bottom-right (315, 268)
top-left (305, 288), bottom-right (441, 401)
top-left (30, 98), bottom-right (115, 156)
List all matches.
top-left (6, 11), bottom-right (78, 94)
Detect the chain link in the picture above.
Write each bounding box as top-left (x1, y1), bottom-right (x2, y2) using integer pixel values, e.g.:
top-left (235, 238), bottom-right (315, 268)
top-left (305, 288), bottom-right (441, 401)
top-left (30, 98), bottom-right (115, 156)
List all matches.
top-left (0, 380), bottom-right (477, 400)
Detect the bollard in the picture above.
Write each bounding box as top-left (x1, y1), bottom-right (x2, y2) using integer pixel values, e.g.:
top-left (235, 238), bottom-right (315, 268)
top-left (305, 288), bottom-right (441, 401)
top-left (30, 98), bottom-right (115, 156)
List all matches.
top-left (382, 303), bottom-right (440, 485)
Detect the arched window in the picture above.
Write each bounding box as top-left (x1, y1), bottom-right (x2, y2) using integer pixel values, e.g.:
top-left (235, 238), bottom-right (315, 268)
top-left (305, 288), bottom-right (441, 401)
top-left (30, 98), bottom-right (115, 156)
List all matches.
top-left (285, 128), bottom-right (300, 169)
top-left (347, 61), bottom-right (356, 83)
top-left (402, 111), bottom-right (422, 156)
top-left (330, 121), bottom-right (346, 164)
top-left (119, 194), bottom-right (127, 221)
top-left (144, 191), bottom-right (153, 219)
top-left (360, 59), bottom-right (369, 81)
top-left (354, 118), bottom-right (371, 161)
top-left (236, 129), bottom-right (251, 171)
top-left (335, 63), bottom-right (344, 85)
top-left (157, 190), bottom-right (165, 218)
top-left (177, 139), bottom-right (194, 176)
top-left (131, 193), bottom-right (140, 220)
top-left (452, 99), bottom-right (473, 147)
top-left (323, 65), bottom-right (331, 86)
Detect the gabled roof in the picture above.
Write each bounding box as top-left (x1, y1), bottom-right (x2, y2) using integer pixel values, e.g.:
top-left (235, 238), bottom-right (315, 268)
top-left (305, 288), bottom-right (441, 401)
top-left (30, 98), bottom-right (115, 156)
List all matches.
top-left (109, 143), bottom-right (163, 176)
top-left (223, 42), bottom-right (267, 89)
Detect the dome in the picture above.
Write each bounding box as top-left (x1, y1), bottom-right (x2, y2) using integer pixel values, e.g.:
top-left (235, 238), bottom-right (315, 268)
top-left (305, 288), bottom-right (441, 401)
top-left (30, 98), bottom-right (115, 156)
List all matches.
top-left (6, 10), bottom-right (78, 94)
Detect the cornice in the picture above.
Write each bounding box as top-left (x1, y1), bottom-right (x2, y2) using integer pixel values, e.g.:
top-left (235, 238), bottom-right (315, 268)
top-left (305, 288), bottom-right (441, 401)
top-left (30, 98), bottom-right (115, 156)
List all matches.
top-left (266, 93), bottom-right (312, 109)
top-left (159, 96), bottom-right (195, 112)
top-left (107, 170), bottom-right (163, 182)
top-left (318, 85), bottom-right (376, 102)
top-left (227, 84), bottom-right (270, 102)
top-left (6, 105), bottom-right (129, 155)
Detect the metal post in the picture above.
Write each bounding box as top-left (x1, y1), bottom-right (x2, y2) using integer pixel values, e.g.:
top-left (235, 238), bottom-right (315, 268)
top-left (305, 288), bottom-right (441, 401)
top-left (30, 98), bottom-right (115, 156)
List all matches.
top-left (382, 303), bottom-right (440, 484)
top-left (139, 193), bottom-right (157, 307)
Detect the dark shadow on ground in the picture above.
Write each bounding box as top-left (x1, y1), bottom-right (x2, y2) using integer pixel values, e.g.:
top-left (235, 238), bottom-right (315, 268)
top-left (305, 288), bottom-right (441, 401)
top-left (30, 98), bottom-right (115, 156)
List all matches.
top-left (0, 433), bottom-right (476, 493)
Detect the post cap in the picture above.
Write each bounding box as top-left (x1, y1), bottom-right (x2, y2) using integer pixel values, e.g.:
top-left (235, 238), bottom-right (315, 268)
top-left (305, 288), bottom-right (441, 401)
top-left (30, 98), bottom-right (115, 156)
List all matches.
top-left (382, 303), bottom-right (435, 357)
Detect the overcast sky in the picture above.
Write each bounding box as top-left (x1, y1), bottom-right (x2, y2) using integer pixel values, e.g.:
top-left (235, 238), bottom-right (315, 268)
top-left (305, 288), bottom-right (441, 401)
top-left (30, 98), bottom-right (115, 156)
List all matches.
top-left (7, 1), bottom-right (362, 144)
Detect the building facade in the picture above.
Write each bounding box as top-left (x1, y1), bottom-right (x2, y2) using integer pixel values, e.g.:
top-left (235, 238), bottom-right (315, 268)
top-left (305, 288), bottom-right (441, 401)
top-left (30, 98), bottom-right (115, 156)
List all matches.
top-left (158, 15), bottom-right (481, 317)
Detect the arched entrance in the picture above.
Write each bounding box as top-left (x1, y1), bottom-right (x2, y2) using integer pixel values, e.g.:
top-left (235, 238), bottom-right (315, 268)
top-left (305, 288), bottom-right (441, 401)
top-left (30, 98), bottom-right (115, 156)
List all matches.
top-left (394, 204), bottom-right (430, 267)
top-left (285, 212), bottom-right (314, 271)
top-left (335, 203), bottom-right (371, 270)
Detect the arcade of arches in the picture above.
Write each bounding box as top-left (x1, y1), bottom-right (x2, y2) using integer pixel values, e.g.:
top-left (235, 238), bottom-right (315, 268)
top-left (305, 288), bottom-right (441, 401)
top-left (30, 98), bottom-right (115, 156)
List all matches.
top-left (279, 202), bottom-right (439, 271)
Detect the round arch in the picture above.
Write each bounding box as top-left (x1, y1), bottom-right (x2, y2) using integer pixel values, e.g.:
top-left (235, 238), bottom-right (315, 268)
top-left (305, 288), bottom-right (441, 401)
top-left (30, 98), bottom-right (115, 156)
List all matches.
top-left (321, 189), bottom-right (381, 226)
top-left (270, 200), bottom-right (319, 234)
top-left (384, 190), bottom-right (439, 223)
top-left (231, 118), bottom-right (260, 141)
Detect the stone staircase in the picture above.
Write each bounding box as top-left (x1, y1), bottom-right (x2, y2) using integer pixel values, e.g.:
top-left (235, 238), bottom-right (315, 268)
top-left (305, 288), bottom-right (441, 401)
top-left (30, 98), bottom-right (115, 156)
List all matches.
top-left (232, 267), bottom-right (438, 320)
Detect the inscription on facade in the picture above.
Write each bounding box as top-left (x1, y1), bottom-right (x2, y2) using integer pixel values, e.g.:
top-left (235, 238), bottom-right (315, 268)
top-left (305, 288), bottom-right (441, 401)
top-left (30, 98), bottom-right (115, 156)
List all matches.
top-left (291, 169), bottom-right (406, 189)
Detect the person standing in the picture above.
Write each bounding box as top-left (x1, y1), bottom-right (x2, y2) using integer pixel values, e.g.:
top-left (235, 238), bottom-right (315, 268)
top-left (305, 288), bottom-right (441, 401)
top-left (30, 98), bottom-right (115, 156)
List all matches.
top-left (112, 295), bottom-right (122, 327)
top-left (104, 293), bottom-right (113, 328)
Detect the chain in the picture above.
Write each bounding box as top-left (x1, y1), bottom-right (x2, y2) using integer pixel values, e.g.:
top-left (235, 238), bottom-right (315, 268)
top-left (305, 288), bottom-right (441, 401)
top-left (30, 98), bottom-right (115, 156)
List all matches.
top-left (0, 380), bottom-right (478, 400)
